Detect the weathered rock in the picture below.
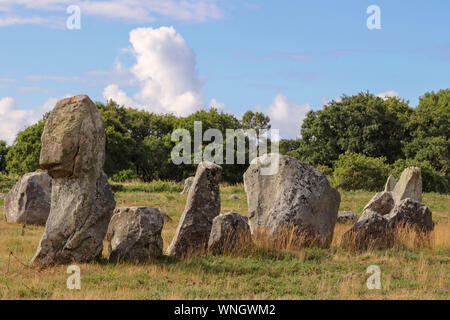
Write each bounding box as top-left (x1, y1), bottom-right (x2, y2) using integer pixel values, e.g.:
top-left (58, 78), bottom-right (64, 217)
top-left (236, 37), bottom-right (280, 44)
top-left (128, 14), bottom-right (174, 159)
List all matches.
top-left (180, 177), bottom-right (194, 194)
top-left (31, 95), bottom-right (115, 267)
top-left (167, 161), bottom-right (222, 258)
top-left (387, 198), bottom-right (434, 232)
top-left (384, 175), bottom-right (397, 192)
top-left (392, 167), bottom-right (422, 203)
top-left (208, 212), bottom-right (252, 254)
top-left (229, 194), bottom-right (240, 200)
top-left (244, 154), bottom-right (340, 248)
top-left (106, 207), bottom-right (164, 262)
top-left (359, 191), bottom-right (395, 221)
top-left (4, 172), bottom-right (52, 225)
top-left (337, 211), bottom-right (358, 223)
top-left (342, 211), bottom-right (393, 251)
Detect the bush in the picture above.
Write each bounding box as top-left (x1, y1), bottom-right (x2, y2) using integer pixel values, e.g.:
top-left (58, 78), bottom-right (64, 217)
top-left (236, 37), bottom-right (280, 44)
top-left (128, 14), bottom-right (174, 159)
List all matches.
top-left (0, 173), bottom-right (18, 193)
top-left (110, 180), bottom-right (183, 193)
top-left (331, 152), bottom-right (391, 191)
top-left (392, 159), bottom-right (448, 194)
top-left (111, 169), bottom-right (138, 182)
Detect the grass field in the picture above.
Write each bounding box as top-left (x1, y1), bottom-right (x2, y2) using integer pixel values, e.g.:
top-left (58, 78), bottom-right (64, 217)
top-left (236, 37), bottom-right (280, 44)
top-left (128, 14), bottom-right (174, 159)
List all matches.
top-left (0, 183), bottom-right (448, 299)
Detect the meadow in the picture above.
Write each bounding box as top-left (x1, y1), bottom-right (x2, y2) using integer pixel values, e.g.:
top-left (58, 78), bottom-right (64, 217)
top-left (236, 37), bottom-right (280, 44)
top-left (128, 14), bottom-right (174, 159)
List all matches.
top-left (0, 182), bottom-right (448, 300)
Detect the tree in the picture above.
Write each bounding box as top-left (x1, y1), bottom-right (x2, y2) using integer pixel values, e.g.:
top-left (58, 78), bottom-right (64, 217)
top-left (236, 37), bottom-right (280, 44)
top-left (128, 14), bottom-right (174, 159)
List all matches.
top-left (6, 118), bottom-right (46, 175)
top-left (404, 89), bottom-right (449, 179)
top-left (295, 92), bottom-right (412, 167)
top-left (0, 140), bottom-right (9, 172)
top-left (241, 111), bottom-right (271, 134)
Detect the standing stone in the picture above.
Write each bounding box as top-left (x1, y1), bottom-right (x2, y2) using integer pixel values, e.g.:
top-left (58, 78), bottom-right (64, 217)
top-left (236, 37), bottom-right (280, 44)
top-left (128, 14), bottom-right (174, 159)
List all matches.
top-left (167, 162), bottom-right (222, 258)
top-left (106, 207), bottom-right (164, 262)
top-left (208, 212), bottom-right (252, 254)
top-left (387, 198), bottom-right (434, 232)
top-left (156, 208), bottom-right (172, 223)
top-left (31, 95), bottom-right (115, 267)
top-left (384, 175), bottom-right (397, 192)
top-left (4, 172), bottom-right (52, 225)
top-left (180, 177), bottom-right (194, 194)
top-left (244, 154), bottom-right (340, 248)
top-left (337, 211), bottom-right (358, 223)
top-left (392, 167), bottom-right (422, 203)
top-left (359, 191), bottom-right (395, 221)
top-left (342, 211), bottom-right (393, 251)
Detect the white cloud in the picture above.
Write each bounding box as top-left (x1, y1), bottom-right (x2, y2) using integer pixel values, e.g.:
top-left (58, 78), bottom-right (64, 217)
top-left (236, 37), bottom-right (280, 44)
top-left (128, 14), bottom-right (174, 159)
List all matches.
top-left (209, 98), bottom-right (225, 110)
top-left (267, 93), bottom-right (311, 139)
top-left (103, 84), bottom-right (137, 107)
top-left (106, 26), bottom-right (203, 116)
top-left (376, 90), bottom-right (400, 99)
top-left (0, 96), bottom-right (62, 145)
top-left (0, 15), bottom-right (64, 27)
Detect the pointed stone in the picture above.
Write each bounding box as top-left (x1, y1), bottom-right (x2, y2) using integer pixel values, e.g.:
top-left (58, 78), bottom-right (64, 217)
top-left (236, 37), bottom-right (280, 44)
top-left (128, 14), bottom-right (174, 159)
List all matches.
top-left (167, 161), bottom-right (222, 258)
top-left (392, 167), bottom-right (422, 203)
top-left (384, 175), bottom-right (397, 192)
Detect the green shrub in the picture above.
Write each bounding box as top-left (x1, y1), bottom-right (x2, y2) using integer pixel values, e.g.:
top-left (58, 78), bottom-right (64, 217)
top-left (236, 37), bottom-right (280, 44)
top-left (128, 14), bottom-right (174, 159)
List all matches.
top-left (391, 159), bottom-right (448, 194)
top-left (0, 173), bottom-right (18, 193)
top-left (316, 164), bottom-right (333, 177)
top-left (111, 169), bottom-right (138, 182)
top-left (331, 152), bottom-right (391, 191)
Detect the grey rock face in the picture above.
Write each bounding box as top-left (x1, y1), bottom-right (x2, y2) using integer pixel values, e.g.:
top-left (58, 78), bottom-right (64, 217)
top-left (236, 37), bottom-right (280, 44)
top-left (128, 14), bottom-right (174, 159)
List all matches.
top-left (167, 161), bottom-right (222, 258)
top-left (4, 172), bottom-right (52, 225)
top-left (342, 211), bottom-right (393, 251)
top-left (31, 95), bottom-right (115, 267)
top-left (392, 167), bottom-right (422, 203)
top-left (359, 191), bottom-right (395, 221)
top-left (208, 212), bottom-right (252, 254)
top-left (244, 154), bottom-right (340, 248)
top-left (337, 211), bottom-right (358, 223)
top-left (387, 198), bottom-right (434, 232)
top-left (228, 194), bottom-right (240, 200)
top-left (106, 207), bottom-right (164, 262)
top-left (180, 177), bottom-right (194, 194)
top-left (384, 175), bottom-right (397, 192)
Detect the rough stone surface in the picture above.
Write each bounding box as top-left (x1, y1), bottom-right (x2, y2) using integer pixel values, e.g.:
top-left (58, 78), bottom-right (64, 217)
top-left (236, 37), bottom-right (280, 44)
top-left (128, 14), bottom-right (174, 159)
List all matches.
top-left (392, 167), bottom-right (422, 203)
top-left (229, 194), bottom-right (240, 200)
top-left (4, 172), bottom-right (52, 225)
top-left (244, 154), bottom-right (340, 248)
top-left (31, 95), bottom-right (115, 267)
top-left (384, 175), bottom-right (397, 192)
top-left (180, 177), bottom-right (194, 194)
top-left (359, 191), bottom-right (395, 221)
top-left (337, 211), bottom-right (358, 223)
top-left (167, 161), bottom-right (222, 258)
top-left (342, 211), bottom-right (393, 251)
top-left (387, 198), bottom-right (434, 232)
top-left (106, 207), bottom-right (164, 262)
top-left (208, 212), bottom-right (252, 254)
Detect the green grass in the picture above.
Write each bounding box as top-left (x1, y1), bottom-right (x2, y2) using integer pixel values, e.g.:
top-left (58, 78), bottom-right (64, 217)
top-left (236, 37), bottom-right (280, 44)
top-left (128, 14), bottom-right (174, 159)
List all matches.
top-left (0, 184), bottom-right (448, 299)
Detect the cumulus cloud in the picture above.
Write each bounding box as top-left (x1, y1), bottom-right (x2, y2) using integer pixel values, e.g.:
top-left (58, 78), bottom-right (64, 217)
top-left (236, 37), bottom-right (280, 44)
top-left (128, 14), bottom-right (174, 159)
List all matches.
top-left (209, 98), bottom-right (225, 110)
top-left (267, 94), bottom-right (311, 139)
top-left (103, 84), bottom-right (137, 107)
top-left (105, 26), bottom-right (203, 116)
top-left (376, 90), bottom-right (400, 99)
top-left (0, 96), bottom-right (62, 145)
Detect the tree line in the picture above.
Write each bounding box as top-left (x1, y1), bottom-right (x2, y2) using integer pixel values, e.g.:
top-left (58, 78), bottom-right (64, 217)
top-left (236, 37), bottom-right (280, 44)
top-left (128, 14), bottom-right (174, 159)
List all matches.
top-left (0, 89), bottom-right (448, 193)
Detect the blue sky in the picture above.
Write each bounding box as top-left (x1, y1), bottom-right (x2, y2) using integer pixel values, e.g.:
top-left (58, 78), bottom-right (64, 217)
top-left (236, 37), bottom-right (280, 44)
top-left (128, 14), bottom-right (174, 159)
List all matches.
top-left (0, 0), bottom-right (449, 143)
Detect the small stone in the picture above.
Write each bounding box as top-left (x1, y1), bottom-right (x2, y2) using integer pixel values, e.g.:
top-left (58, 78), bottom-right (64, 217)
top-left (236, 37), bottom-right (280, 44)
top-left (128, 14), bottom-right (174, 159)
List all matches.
top-left (337, 211), bottom-right (358, 223)
top-left (208, 212), bottom-right (252, 254)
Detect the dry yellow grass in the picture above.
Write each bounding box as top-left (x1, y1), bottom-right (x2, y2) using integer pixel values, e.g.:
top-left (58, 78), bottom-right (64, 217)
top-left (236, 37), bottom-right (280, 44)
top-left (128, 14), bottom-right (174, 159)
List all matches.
top-left (0, 186), bottom-right (448, 300)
